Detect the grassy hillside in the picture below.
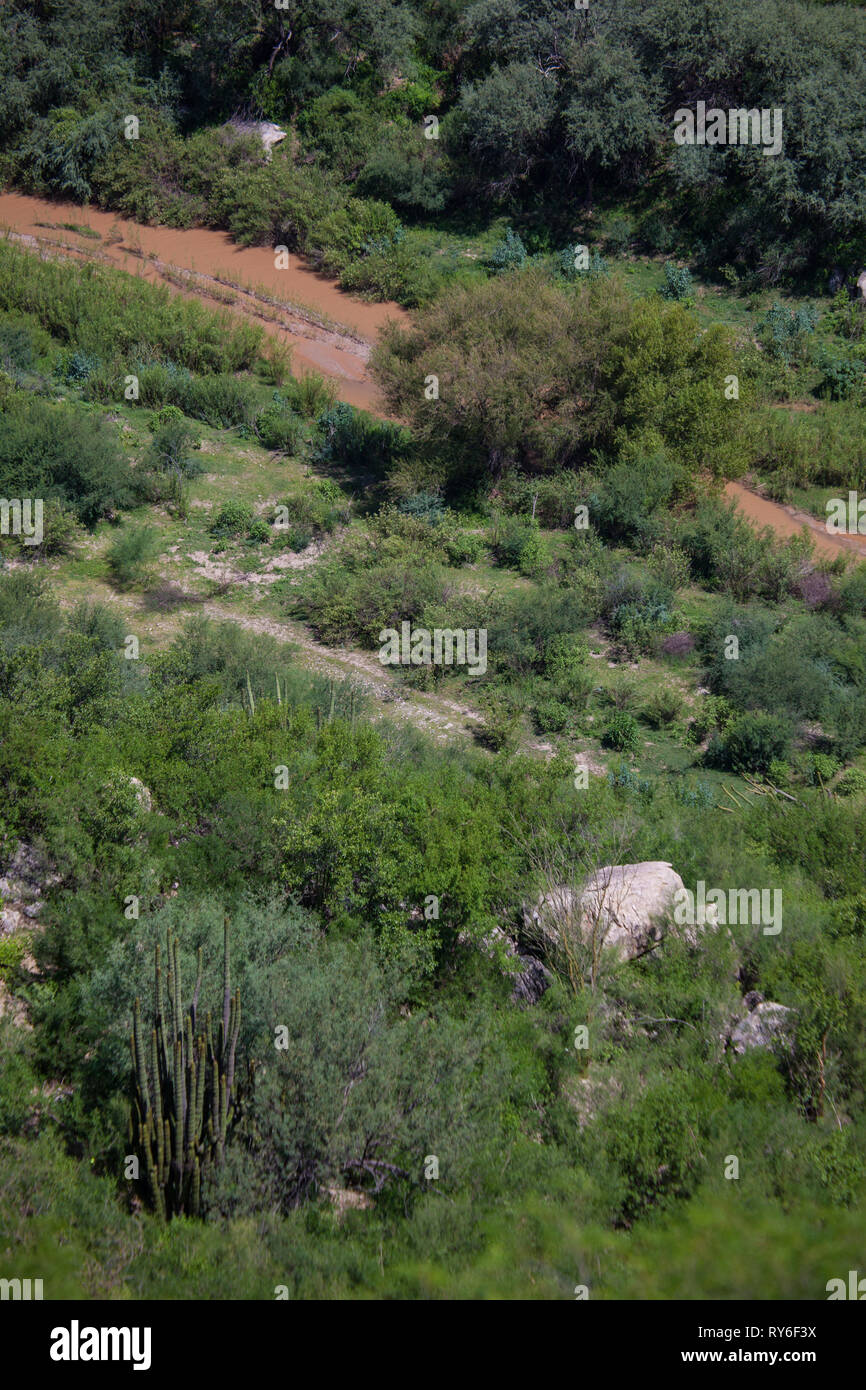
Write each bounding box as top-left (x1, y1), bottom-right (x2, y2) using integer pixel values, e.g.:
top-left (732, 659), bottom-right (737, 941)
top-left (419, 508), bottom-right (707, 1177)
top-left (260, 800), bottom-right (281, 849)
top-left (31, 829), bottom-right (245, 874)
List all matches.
top-left (1, 3), bottom-right (866, 1304)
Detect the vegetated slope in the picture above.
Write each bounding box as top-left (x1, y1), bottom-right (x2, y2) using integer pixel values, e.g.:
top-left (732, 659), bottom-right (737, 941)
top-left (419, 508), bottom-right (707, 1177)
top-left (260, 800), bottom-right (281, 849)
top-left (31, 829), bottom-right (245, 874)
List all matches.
top-left (2, 0), bottom-right (865, 305)
top-left (1, 46), bottom-right (866, 1295)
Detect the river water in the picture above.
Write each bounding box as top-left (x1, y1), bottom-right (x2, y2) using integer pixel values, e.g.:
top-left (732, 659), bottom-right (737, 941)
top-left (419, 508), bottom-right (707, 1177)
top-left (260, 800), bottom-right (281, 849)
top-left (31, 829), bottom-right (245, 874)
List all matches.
top-left (0, 190), bottom-right (407, 412)
top-left (724, 482), bottom-right (866, 561)
top-left (1, 191), bottom-right (864, 562)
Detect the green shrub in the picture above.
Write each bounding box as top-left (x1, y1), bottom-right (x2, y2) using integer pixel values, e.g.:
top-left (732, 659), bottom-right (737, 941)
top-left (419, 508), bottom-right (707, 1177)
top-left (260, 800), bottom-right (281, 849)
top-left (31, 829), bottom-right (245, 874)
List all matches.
top-left (443, 529), bottom-right (484, 565)
top-left (554, 245), bottom-right (609, 281)
top-left (0, 933), bottom-right (28, 984)
top-left (314, 402), bottom-right (409, 478)
top-left (255, 401), bottom-right (308, 454)
top-left (837, 768), bottom-right (866, 797)
top-left (533, 698), bottom-right (571, 734)
top-left (106, 525), bottom-right (162, 589)
top-left (275, 486), bottom-right (348, 540)
top-left (297, 551), bottom-right (445, 647)
top-left (706, 711), bottom-right (793, 774)
top-left (800, 751), bottom-right (840, 786)
top-left (298, 87), bottom-right (380, 180)
top-left (677, 500), bottom-right (808, 602)
top-left (689, 694), bottom-right (734, 742)
top-left (602, 710), bottom-right (641, 754)
top-left (602, 569), bottom-right (678, 656)
top-left (767, 758), bottom-right (791, 787)
top-left (490, 514), bottom-right (544, 573)
top-left (816, 350), bottom-right (865, 402)
top-left (840, 565), bottom-right (866, 617)
top-left (605, 216), bottom-right (633, 255)
top-left (640, 214), bottom-right (675, 254)
top-left (287, 373), bottom-right (337, 420)
top-left (57, 348), bottom-right (100, 384)
top-left (0, 391), bottom-right (134, 525)
top-left (145, 420), bottom-right (202, 478)
top-left (497, 470), bottom-right (585, 529)
top-left (659, 263), bottom-right (693, 302)
top-left (591, 452), bottom-right (683, 546)
top-left (149, 404), bottom-right (185, 431)
top-left (281, 525), bottom-right (313, 552)
top-left (0, 313), bottom-right (50, 371)
top-left (180, 374), bottom-right (254, 428)
top-left (544, 633), bottom-right (590, 684)
top-left (479, 701), bottom-right (521, 752)
top-left (643, 687), bottom-right (683, 729)
top-left (210, 501), bottom-right (254, 539)
top-left (756, 303), bottom-right (818, 365)
top-left (398, 492), bottom-right (447, 525)
top-left (604, 673), bottom-right (639, 711)
top-left (489, 228), bottom-right (527, 273)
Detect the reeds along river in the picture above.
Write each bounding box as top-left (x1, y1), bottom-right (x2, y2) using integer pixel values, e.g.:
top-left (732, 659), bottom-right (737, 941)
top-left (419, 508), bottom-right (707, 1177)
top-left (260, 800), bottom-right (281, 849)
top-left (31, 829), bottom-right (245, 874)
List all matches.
top-left (1, 191), bottom-right (864, 562)
top-left (0, 190), bottom-right (409, 413)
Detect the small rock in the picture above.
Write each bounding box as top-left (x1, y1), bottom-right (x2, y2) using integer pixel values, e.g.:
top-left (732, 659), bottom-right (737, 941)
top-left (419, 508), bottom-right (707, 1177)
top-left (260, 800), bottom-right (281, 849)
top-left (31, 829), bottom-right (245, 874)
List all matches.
top-left (1, 907), bottom-right (28, 935)
top-left (462, 926), bottom-right (551, 1005)
top-left (129, 778), bottom-right (153, 813)
top-left (729, 1001), bottom-right (794, 1055)
top-left (512, 955), bottom-right (552, 1005)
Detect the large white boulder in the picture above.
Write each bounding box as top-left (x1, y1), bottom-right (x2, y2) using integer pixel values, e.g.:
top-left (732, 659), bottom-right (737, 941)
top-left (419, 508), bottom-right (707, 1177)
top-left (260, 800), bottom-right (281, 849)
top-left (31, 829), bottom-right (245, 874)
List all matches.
top-left (525, 861), bottom-right (700, 962)
top-left (228, 119), bottom-right (287, 162)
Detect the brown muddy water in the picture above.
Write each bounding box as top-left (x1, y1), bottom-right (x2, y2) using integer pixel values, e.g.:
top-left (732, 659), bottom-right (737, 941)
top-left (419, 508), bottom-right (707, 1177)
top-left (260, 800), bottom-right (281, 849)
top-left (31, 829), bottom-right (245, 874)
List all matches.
top-left (1, 192), bottom-right (864, 563)
top-left (0, 190), bottom-right (408, 412)
top-left (724, 481), bottom-right (866, 562)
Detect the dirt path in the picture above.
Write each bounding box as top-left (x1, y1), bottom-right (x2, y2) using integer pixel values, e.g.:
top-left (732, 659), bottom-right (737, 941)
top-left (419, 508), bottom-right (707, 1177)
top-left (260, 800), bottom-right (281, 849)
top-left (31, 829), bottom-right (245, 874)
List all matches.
top-left (52, 560), bottom-right (489, 745)
top-left (724, 481), bottom-right (866, 561)
top-left (197, 599), bottom-right (495, 744)
top-left (0, 190), bottom-right (408, 412)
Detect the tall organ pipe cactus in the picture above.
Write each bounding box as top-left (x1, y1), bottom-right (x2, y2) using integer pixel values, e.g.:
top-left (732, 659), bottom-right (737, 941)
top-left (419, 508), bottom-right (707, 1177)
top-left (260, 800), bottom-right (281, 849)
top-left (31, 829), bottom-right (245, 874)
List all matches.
top-left (130, 917), bottom-right (241, 1218)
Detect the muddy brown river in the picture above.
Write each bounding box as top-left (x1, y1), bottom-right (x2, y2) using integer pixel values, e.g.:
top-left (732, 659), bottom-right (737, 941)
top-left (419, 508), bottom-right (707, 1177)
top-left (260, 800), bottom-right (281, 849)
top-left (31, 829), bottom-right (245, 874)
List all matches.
top-left (1, 190), bottom-right (864, 563)
top-left (0, 190), bottom-right (407, 412)
top-left (724, 482), bottom-right (866, 561)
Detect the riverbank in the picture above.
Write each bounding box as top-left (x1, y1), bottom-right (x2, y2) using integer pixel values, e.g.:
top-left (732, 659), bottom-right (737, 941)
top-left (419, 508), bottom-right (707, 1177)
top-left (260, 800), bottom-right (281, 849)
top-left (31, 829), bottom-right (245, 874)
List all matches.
top-left (0, 190), bottom-right (408, 412)
top-left (724, 481), bottom-right (866, 562)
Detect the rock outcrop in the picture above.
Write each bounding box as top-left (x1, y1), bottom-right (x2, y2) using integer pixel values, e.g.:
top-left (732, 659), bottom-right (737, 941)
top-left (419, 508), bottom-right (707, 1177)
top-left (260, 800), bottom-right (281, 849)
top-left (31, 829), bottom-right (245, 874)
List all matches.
top-left (524, 861), bottom-right (710, 964)
top-left (0, 840), bottom-right (60, 936)
top-left (228, 118), bottom-right (287, 161)
top-left (726, 991), bottom-right (795, 1055)
top-left (128, 777), bottom-right (153, 813)
top-left (464, 926), bottom-right (553, 1005)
